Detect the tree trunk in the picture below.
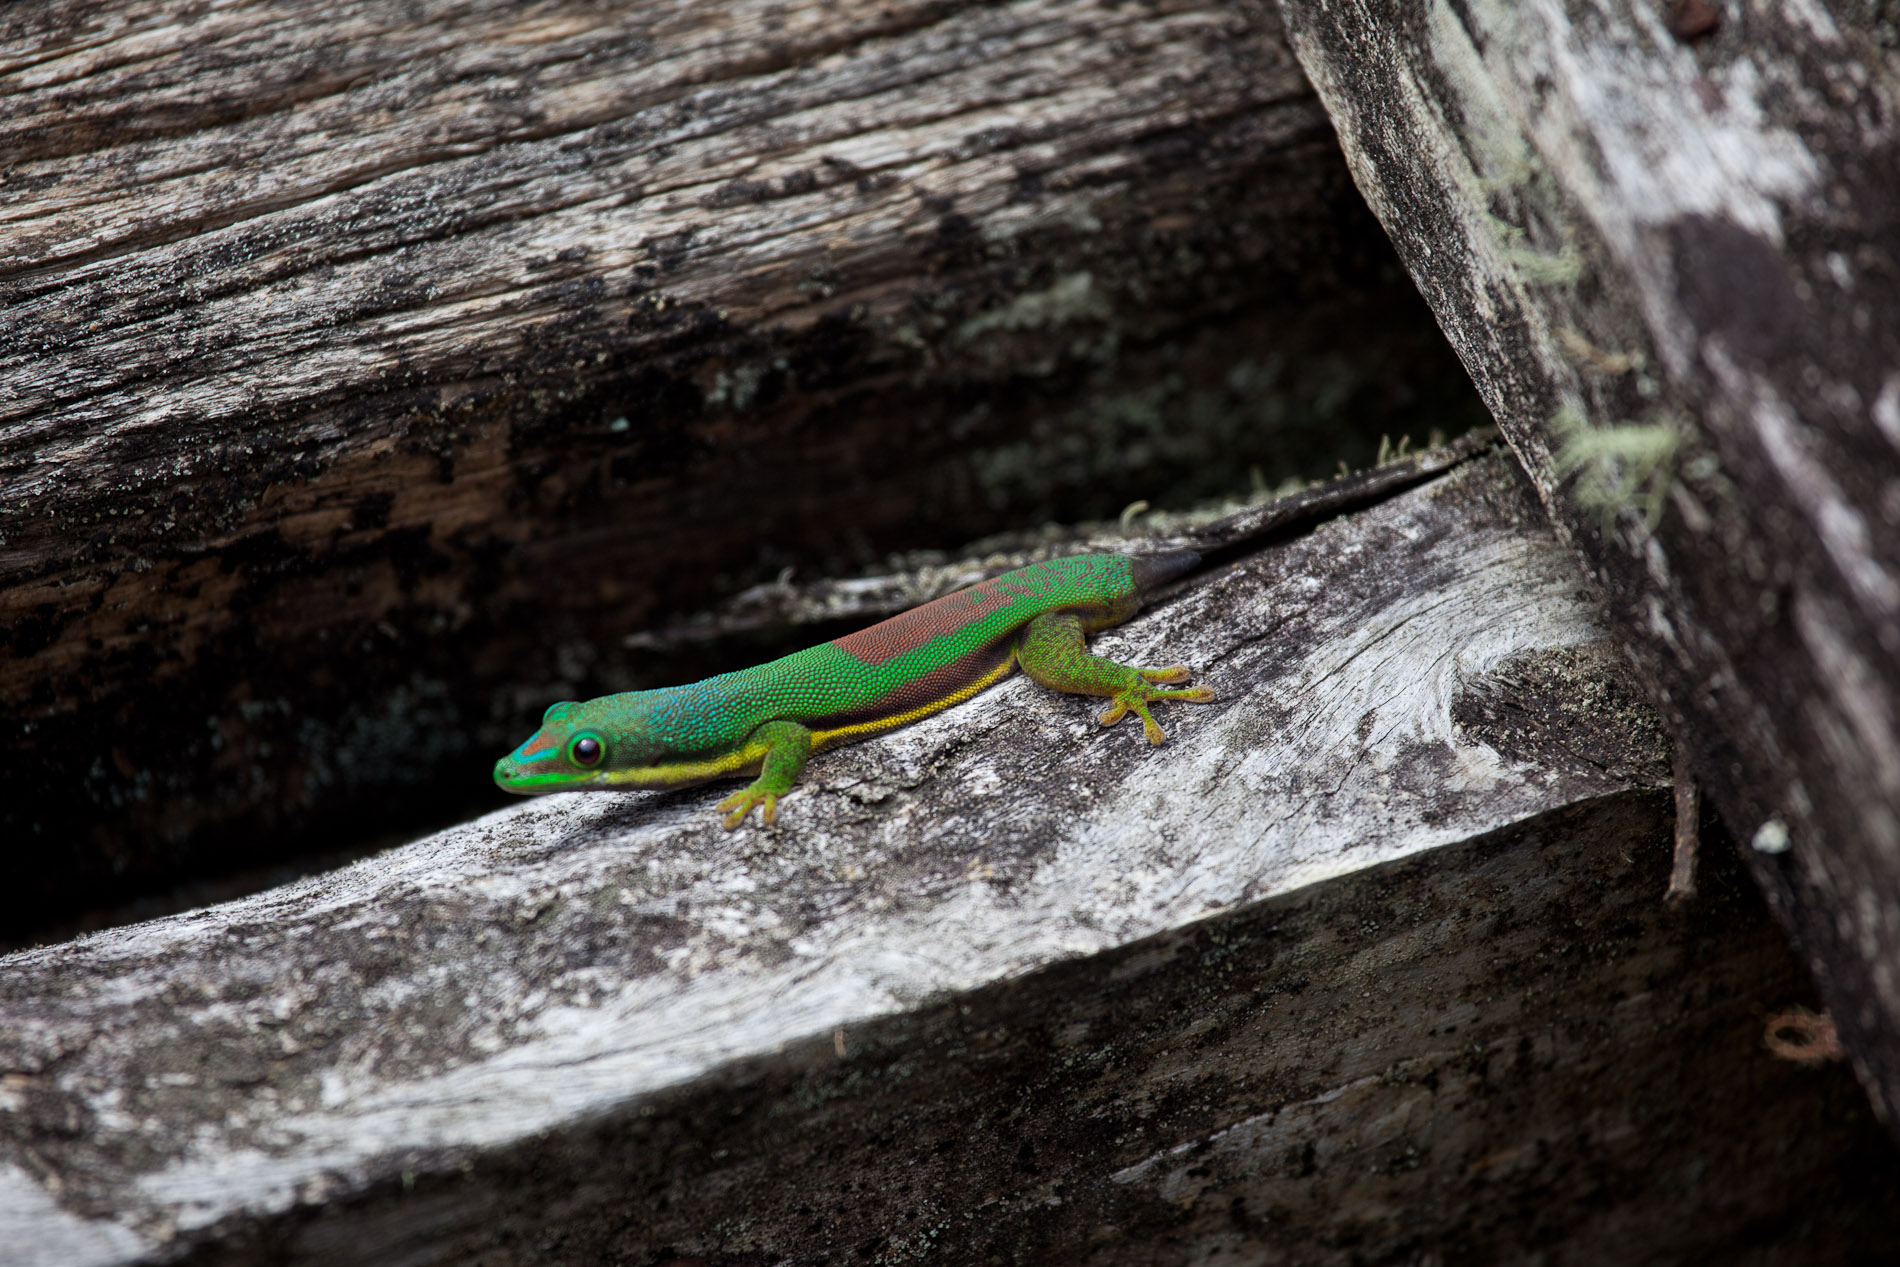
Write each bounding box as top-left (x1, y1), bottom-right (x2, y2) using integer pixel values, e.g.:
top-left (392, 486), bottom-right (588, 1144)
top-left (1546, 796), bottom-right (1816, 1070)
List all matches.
top-left (0, 0), bottom-right (1486, 939)
top-left (5, 451), bottom-right (1893, 1264)
top-left (1278, 0), bottom-right (1900, 1126)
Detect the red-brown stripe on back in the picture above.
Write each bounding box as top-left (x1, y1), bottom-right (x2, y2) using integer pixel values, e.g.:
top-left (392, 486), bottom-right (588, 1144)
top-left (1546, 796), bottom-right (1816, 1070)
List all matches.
top-left (831, 575), bottom-right (1023, 667)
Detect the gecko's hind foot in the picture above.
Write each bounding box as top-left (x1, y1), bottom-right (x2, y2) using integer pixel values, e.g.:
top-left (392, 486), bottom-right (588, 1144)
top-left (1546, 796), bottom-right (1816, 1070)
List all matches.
top-left (1097, 696), bottom-right (1167, 745)
top-left (716, 787), bottom-right (780, 829)
top-left (1098, 679), bottom-right (1216, 745)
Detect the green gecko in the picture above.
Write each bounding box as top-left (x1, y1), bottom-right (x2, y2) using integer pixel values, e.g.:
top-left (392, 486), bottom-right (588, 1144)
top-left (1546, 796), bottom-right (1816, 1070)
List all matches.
top-left (493, 550), bottom-right (1213, 828)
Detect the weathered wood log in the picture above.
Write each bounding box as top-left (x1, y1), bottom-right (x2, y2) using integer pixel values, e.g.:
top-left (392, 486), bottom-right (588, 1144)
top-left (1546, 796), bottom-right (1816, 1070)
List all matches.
top-left (0, 0), bottom-right (1488, 940)
top-left (1278, 0), bottom-right (1900, 1124)
top-left (6, 453), bottom-right (1896, 1264)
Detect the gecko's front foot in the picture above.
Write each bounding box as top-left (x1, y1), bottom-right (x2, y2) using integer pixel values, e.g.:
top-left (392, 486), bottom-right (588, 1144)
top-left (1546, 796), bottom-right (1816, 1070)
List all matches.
top-left (714, 720), bottom-right (812, 829)
top-left (717, 785), bottom-right (781, 829)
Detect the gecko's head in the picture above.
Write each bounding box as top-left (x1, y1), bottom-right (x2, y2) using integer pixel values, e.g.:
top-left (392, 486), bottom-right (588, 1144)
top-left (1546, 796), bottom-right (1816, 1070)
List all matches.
top-left (493, 696), bottom-right (668, 795)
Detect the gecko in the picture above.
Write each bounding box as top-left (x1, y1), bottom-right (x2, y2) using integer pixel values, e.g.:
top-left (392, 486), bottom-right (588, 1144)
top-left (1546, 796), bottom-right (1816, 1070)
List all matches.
top-left (493, 550), bottom-right (1214, 828)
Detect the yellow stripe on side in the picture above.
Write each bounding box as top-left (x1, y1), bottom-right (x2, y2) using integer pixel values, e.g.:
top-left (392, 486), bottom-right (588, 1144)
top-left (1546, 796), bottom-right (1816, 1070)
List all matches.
top-left (597, 742), bottom-right (771, 789)
top-left (809, 652), bottom-right (1018, 752)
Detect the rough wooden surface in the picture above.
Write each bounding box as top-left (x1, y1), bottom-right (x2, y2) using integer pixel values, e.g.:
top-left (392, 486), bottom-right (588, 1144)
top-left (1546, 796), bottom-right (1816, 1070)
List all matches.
top-left (1278, 0), bottom-right (1900, 1125)
top-left (27, 455), bottom-right (1879, 1263)
top-left (0, 0), bottom-right (1488, 939)
top-left (125, 803), bottom-right (1900, 1266)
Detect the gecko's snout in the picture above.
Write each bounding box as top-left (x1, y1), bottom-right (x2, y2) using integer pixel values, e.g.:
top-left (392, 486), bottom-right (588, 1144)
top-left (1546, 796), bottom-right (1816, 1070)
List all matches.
top-left (494, 754), bottom-right (545, 795)
top-left (493, 738), bottom-right (590, 795)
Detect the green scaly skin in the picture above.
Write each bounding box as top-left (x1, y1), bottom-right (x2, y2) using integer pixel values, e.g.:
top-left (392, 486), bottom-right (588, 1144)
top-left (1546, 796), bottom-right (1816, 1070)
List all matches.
top-left (493, 551), bottom-right (1213, 828)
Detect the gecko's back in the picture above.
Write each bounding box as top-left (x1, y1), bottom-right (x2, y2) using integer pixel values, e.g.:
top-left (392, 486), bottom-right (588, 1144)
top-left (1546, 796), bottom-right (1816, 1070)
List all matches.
top-left (701, 550), bottom-right (1196, 743)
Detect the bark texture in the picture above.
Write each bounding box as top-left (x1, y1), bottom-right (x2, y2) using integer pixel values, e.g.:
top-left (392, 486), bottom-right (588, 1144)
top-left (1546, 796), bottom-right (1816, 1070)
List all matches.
top-left (0, 0), bottom-right (1487, 938)
top-left (1279, 0), bottom-right (1900, 1123)
top-left (6, 454), bottom-right (1894, 1265)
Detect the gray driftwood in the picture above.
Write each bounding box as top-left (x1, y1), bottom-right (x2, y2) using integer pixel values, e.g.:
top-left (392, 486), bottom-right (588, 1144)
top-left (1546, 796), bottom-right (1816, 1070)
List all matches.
top-left (1278, 0), bottom-right (1900, 1124)
top-left (0, 0), bottom-right (1485, 938)
top-left (5, 454), bottom-right (1895, 1265)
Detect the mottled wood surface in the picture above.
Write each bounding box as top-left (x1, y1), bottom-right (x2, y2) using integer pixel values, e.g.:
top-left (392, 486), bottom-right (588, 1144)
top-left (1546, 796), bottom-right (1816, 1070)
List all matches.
top-left (0, 0), bottom-right (1487, 938)
top-left (27, 456), bottom-right (1887, 1265)
top-left (1279, 0), bottom-right (1900, 1125)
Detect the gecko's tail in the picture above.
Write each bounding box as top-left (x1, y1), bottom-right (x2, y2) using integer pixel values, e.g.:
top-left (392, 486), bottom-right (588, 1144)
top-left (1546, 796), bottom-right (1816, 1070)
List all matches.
top-left (1128, 548), bottom-right (1201, 594)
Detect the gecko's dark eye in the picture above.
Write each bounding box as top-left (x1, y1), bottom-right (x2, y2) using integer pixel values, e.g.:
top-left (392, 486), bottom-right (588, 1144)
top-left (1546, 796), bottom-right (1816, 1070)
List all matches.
top-left (569, 735), bottom-right (603, 768)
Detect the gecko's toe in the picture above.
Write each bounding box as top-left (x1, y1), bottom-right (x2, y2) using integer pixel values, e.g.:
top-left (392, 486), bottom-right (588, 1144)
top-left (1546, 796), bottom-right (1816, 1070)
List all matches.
top-left (716, 790), bottom-right (756, 830)
top-left (1127, 697), bottom-right (1166, 745)
top-left (1139, 664), bottom-right (1193, 684)
top-left (1098, 700), bottom-right (1130, 727)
